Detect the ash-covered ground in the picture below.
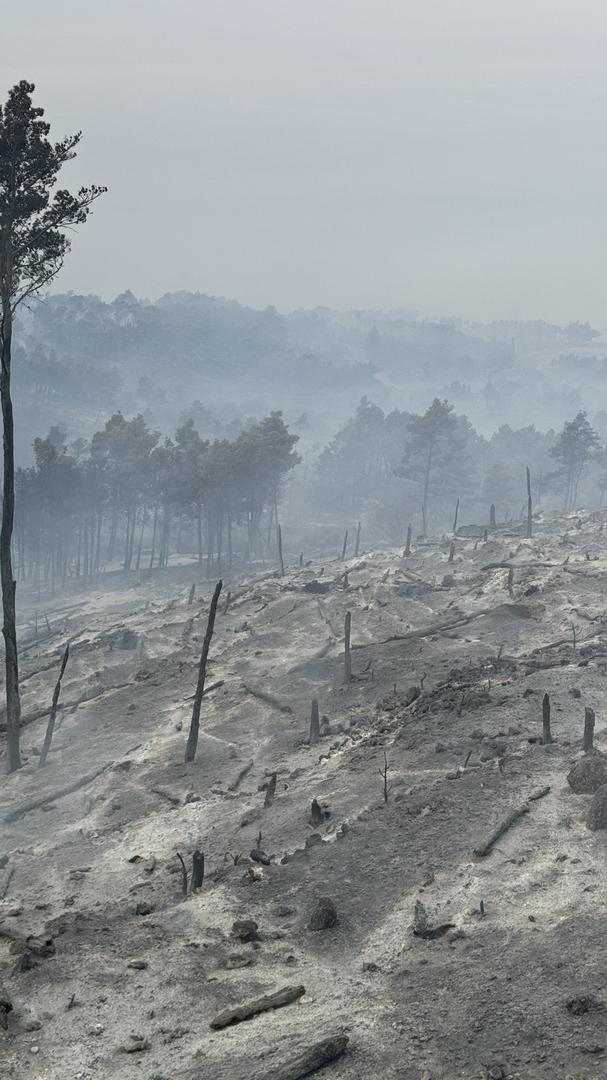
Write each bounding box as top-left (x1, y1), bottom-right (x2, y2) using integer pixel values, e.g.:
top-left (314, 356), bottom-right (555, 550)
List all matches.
top-left (2, 512), bottom-right (607, 1080)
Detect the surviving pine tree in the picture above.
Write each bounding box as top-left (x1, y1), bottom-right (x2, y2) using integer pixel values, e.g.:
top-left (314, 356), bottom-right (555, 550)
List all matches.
top-left (0, 81), bottom-right (105, 772)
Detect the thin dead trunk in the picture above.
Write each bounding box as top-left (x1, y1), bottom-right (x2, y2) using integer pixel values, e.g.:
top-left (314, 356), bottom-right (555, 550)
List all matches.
top-left (39, 642), bottom-right (70, 767)
top-left (278, 523), bottom-right (284, 576)
top-left (0, 296), bottom-right (21, 772)
top-left (344, 610), bottom-right (352, 683)
top-left (185, 579), bottom-right (222, 762)
top-left (526, 465), bottom-right (533, 539)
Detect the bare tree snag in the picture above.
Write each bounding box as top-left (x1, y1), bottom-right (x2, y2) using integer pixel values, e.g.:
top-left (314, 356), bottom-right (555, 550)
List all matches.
top-left (584, 706), bottom-right (595, 752)
top-left (448, 541), bottom-right (455, 563)
top-left (278, 524), bottom-right (285, 577)
top-left (354, 521), bottom-right (361, 556)
top-left (526, 466), bottom-right (533, 539)
top-left (490, 504), bottom-right (496, 527)
top-left (188, 583), bottom-right (196, 606)
top-left (266, 1033), bottom-right (349, 1080)
top-left (176, 852), bottom-right (188, 896)
top-left (38, 642), bottom-right (70, 768)
top-left (508, 567), bottom-right (514, 598)
top-left (473, 786), bottom-right (550, 857)
top-left (344, 611), bottom-right (352, 683)
top-left (404, 523), bottom-right (412, 557)
top-left (222, 590), bottom-right (231, 616)
top-left (185, 579), bottom-right (222, 763)
top-left (453, 498), bottom-right (460, 534)
top-left (210, 984), bottom-right (305, 1030)
top-left (379, 751), bottom-right (391, 802)
top-left (309, 698), bottom-right (320, 743)
top-left (192, 849), bottom-right (205, 891)
top-left (542, 693), bottom-right (552, 745)
top-left (340, 529), bottom-right (348, 561)
top-left (264, 772), bottom-right (277, 807)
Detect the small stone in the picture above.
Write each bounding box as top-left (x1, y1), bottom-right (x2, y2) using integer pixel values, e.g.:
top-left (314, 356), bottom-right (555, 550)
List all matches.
top-left (309, 897), bottom-right (337, 931)
top-left (23, 1020), bottom-right (42, 1032)
top-left (120, 1034), bottom-right (150, 1053)
top-left (570, 688), bottom-right (582, 699)
top-left (273, 905), bottom-right (295, 918)
top-left (587, 784), bottom-right (607, 830)
top-left (134, 901), bottom-right (154, 916)
top-left (566, 995), bottom-right (601, 1015)
top-left (231, 919), bottom-right (259, 942)
top-left (479, 736), bottom-right (506, 762)
top-left (250, 848), bottom-right (271, 865)
top-left (305, 834), bottom-right (322, 849)
top-left (362, 961), bottom-right (380, 973)
top-left (568, 753), bottom-right (607, 794)
top-left (184, 792), bottom-right (202, 804)
top-left (224, 953), bottom-right (253, 969)
top-left (127, 959), bottom-right (148, 969)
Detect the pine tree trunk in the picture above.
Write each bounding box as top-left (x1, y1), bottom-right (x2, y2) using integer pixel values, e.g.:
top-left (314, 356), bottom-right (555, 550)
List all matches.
top-left (0, 296), bottom-right (21, 771)
top-left (148, 504), bottom-right (158, 572)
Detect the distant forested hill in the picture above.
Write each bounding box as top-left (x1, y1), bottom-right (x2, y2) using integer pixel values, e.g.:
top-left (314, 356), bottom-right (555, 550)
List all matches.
top-left (11, 290), bottom-right (606, 463)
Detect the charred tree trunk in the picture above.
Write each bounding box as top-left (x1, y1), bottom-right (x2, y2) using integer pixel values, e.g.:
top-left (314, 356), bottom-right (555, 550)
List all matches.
top-left (278, 523), bottom-right (284, 577)
top-left (526, 465), bottom-right (533, 539)
top-left (191, 849), bottom-right (205, 891)
top-left (542, 692), bottom-right (552, 744)
top-left (309, 698), bottom-right (320, 744)
top-left (148, 504), bottom-right (158, 573)
top-left (344, 610), bottom-right (352, 684)
top-left (584, 706), bottom-right (595, 752)
top-left (264, 771), bottom-right (277, 807)
top-left (0, 296), bottom-right (21, 772)
top-left (340, 529), bottom-right (348, 561)
top-left (135, 506), bottom-right (146, 573)
top-left (404, 523), bottom-right (412, 558)
top-left (354, 521), bottom-right (361, 556)
top-left (185, 579), bottom-right (222, 763)
top-left (489, 503), bottom-right (496, 527)
top-left (39, 642), bottom-right (70, 768)
top-left (453, 497), bottom-right (460, 534)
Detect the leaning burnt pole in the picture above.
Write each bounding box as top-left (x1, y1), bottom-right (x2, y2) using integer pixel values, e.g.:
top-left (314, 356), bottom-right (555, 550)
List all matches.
top-left (185, 579), bottom-right (223, 762)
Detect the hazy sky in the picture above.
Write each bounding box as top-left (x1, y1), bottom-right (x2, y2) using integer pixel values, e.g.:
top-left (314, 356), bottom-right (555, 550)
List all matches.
top-left (6, 1), bottom-right (607, 323)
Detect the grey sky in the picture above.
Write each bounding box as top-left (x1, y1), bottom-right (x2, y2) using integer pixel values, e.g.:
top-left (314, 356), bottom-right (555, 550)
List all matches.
top-left (6, 1), bottom-right (607, 322)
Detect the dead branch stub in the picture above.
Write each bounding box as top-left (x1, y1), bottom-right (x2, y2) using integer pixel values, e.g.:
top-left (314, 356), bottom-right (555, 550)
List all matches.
top-left (210, 984), bottom-right (305, 1029)
top-left (584, 706), bottom-right (595, 752)
top-left (542, 693), bottom-right (552, 744)
top-left (264, 772), bottom-right (277, 808)
top-left (192, 849), bottom-right (205, 891)
top-left (265, 1033), bottom-right (349, 1080)
top-left (309, 698), bottom-right (320, 743)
